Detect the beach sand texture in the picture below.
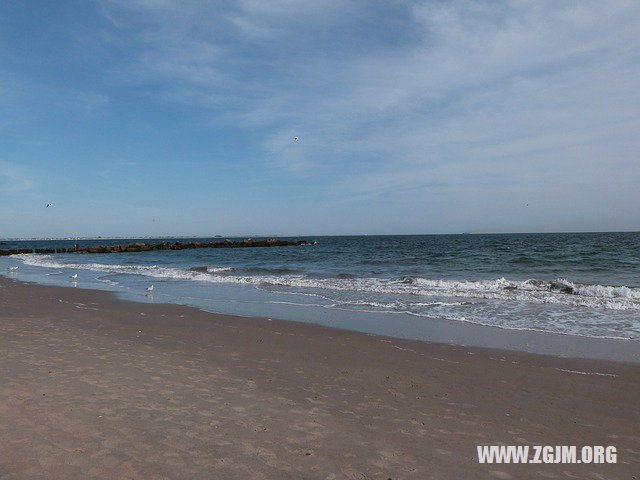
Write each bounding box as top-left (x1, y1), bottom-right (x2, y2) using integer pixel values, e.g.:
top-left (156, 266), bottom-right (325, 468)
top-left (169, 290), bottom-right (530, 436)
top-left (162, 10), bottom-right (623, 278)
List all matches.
top-left (1, 277), bottom-right (639, 479)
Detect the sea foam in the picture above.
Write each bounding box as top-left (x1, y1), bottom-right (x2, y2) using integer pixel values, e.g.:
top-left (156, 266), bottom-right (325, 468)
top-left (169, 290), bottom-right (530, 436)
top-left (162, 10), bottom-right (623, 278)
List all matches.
top-left (15, 254), bottom-right (640, 312)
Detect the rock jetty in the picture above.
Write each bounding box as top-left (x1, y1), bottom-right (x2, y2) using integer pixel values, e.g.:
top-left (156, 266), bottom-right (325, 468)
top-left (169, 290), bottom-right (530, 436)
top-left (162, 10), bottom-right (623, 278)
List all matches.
top-left (0, 239), bottom-right (316, 256)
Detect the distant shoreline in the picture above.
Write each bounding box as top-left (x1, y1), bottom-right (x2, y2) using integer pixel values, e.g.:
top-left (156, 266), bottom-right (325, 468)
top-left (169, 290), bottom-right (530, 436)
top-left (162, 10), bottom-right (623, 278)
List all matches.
top-left (2, 230), bottom-right (640, 241)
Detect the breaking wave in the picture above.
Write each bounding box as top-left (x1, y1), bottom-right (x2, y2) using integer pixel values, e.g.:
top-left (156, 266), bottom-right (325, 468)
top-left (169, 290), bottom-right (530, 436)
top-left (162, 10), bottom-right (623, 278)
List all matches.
top-left (15, 254), bottom-right (640, 312)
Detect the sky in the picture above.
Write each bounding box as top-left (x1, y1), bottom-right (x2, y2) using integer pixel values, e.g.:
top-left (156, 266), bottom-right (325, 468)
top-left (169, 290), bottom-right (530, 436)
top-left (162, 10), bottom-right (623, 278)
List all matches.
top-left (1, 0), bottom-right (639, 238)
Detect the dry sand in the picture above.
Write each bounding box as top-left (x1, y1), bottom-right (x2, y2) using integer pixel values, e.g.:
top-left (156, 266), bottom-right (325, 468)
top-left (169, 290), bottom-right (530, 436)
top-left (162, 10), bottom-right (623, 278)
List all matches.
top-left (1, 277), bottom-right (639, 479)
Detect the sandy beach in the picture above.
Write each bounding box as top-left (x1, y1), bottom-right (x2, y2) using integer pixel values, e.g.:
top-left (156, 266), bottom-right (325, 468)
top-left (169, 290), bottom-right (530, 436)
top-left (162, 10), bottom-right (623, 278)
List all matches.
top-left (1, 276), bottom-right (639, 479)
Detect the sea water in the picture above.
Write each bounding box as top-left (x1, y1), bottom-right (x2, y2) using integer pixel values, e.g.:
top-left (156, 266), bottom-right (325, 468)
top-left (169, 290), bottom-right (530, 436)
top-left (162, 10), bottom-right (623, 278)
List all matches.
top-left (2, 233), bottom-right (639, 346)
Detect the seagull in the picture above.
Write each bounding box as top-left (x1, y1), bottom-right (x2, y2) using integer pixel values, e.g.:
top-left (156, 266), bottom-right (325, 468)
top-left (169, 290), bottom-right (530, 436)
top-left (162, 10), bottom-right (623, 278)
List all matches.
top-left (46, 203), bottom-right (52, 208)
top-left (8, 266), bottom-right (18, 271)
top-left (70, 273), bottom-right (78, 280)
top-left (146, 285), bottom-right (154, 292)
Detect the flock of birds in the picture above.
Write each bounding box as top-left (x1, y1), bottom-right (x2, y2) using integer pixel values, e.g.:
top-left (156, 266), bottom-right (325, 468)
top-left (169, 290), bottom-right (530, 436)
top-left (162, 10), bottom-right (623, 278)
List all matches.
top-left (7, 266), bottom-right (154, 294)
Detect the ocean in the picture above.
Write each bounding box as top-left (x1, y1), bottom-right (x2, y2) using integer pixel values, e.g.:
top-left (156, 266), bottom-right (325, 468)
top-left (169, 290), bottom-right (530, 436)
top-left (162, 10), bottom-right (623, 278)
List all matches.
top-left (2, 232), bottom-right (640, 345)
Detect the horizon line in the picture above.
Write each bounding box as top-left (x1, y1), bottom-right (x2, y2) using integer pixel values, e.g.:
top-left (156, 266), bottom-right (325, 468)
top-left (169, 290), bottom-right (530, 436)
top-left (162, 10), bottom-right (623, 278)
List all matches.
top-left (2, 229), bottom-right (640, 241)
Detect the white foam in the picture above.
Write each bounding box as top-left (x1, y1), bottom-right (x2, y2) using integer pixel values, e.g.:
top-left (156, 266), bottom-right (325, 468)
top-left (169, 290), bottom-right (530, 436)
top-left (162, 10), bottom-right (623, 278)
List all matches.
top-left (556, 368), bottom-right (618, 377)
top-left (14, 254), bottom-right (640, 312)
top-left (206, 266), bottom-right (234, 273)
top-left (11, 253), bottom-right (640, 339)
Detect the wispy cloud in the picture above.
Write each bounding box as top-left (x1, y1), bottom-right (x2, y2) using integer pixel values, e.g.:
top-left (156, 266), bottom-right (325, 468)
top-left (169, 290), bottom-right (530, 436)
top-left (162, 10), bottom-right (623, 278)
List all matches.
top-left (3, 0), bottom-right (638, 235)
top-left (95, 0), bottom-right (640, 228)
top-left (254, 1), bottom-right (640, 195)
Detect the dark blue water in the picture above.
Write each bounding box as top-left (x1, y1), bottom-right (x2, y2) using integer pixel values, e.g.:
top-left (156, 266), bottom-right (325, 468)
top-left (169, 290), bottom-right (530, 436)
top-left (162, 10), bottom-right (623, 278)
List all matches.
top-left (2, 233), bottom-right (640, 340)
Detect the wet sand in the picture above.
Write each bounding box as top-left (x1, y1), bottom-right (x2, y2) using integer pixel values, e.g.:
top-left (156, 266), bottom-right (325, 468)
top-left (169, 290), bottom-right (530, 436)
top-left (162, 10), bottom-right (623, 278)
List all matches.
top-left (1, 277), bottom-right (639, 479)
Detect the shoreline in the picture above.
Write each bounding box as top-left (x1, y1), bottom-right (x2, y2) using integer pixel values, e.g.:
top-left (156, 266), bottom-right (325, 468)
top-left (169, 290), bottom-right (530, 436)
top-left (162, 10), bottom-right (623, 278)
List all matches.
top-left (1, 277), bottom-right (639, 478)
top-left (4, 272), bottom-right (640, 364)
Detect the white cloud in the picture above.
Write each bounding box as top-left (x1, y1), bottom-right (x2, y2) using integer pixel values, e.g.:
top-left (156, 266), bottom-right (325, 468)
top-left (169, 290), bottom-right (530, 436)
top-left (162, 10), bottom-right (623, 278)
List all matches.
top-left (98, 0), bottom-right (640, 216)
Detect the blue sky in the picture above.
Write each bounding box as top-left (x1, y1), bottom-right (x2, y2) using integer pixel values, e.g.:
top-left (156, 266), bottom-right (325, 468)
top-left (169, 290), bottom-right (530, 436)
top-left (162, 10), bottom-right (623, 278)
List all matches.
top-left (1, 0), bottom-right (639, 237)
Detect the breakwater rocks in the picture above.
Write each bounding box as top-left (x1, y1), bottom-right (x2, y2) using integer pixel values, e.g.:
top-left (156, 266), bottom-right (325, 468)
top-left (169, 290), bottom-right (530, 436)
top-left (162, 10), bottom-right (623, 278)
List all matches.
top-left (0, 239), bottom-right (316, 256)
